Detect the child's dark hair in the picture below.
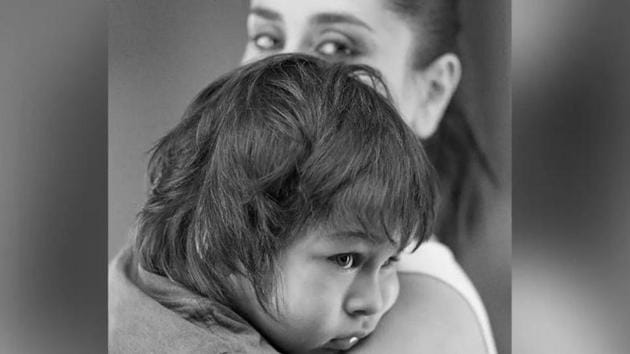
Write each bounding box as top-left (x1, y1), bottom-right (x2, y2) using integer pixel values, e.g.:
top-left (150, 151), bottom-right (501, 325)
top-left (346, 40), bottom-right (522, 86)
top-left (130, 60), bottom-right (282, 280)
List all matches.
top-left (135, 54), bottom-right (437, 315)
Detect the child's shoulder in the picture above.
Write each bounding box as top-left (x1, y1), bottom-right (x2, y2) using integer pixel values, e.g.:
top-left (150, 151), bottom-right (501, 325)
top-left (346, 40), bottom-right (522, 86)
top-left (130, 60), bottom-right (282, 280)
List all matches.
top-left (108, 247), bottom-right (279, 354)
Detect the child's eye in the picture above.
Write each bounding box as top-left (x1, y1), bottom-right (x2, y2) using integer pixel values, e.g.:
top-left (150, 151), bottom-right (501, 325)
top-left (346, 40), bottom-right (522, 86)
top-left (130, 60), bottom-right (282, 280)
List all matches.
top-left (331, 253), bottom-right (360, 270)
top-left (382, 255), bottom-right (400, 268)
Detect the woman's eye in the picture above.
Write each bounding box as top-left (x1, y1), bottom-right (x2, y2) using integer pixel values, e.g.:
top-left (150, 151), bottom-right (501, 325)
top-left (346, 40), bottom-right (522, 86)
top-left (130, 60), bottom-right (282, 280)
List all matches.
top-left (316, 41), bottom-right (354, 58)
top-left (332, 253), bottom-right (358, 269)
top-left (252, 34), bottom-right (279, 51)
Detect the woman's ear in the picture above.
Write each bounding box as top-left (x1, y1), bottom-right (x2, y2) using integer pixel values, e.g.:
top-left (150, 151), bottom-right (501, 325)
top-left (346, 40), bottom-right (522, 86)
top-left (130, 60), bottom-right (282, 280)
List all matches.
top-left (406, 53), bottom-right (462, 138)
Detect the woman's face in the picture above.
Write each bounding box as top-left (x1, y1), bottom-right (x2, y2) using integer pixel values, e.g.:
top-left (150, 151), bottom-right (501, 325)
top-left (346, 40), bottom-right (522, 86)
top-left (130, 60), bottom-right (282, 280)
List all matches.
top-left (242, 0), bottom-right (427, 135)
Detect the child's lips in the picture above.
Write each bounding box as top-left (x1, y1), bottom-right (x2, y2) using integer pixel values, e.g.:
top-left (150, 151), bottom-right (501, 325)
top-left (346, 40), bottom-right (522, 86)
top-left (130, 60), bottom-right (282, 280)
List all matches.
top-left (323, 333), bottom-right (367, 351)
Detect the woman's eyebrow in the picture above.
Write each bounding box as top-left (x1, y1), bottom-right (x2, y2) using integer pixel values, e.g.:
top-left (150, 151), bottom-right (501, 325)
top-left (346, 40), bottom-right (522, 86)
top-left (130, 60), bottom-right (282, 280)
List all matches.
top-left (310, 12), bottom-right (373, 32)
top-left (248, 8), bottom-right (373, 32)
top-left (249, 6), bottom-right (283, 22)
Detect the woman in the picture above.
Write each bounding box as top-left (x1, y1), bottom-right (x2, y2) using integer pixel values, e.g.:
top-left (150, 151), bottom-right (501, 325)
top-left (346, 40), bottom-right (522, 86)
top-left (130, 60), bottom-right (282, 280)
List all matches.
top-left (240, 0), bottom-right (497, 353)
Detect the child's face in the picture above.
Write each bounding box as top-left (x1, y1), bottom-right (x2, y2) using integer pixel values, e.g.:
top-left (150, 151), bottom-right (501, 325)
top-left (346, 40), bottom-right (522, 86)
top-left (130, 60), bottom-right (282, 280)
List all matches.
top-left (235, 227), bottom-right (402, 353)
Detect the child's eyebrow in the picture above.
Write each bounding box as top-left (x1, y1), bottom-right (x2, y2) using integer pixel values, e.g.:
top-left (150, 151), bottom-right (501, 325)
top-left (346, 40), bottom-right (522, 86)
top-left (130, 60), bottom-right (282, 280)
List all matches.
top-left (324, 231), bottom-right (378, 246)
top-left (320, 231), bottom-right (404, 257)
top-left (326, 228), bottom-right (407, 250)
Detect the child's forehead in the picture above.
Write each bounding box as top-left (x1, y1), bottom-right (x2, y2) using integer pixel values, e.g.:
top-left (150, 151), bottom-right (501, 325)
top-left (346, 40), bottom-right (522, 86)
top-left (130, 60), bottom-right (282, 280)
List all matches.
top-left (320, 230), bottom-right (378, 247)
top-left (303, 225), bottom-right (403, 250)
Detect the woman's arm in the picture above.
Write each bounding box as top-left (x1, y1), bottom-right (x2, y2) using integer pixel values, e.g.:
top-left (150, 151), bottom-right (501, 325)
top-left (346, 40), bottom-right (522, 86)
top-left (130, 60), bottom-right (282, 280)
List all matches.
top-left (349, 273), bottom-right (489, 354)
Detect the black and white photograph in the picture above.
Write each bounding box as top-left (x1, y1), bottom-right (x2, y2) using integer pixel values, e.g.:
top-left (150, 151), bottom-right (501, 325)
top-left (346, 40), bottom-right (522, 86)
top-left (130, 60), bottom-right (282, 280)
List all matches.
top-left (3, 0), bottom-right (630, 353)
top-left (108, 1), bottom-right (509, 353)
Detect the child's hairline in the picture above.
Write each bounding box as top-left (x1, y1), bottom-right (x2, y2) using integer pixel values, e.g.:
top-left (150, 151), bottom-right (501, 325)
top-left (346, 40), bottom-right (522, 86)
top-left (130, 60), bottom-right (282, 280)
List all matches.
top-left (302, 217), bottom-right (421, 250)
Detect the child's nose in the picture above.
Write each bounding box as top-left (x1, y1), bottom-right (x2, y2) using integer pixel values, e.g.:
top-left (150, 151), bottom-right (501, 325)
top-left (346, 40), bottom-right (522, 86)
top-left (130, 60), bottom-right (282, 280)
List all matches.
top-left (344, 273), bottom-right (384, 317)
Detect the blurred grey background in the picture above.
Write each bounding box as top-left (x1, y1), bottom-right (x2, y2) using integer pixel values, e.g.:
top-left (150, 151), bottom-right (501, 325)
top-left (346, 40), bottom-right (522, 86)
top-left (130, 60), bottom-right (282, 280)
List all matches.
top-left (513, 0), bottom-right (630, 353)
top-left (0, 0), bottom-right (106, 352)
top-left (5, 0), bottom-right (629, 353)
top-left (109, 1), bottom-right (510, 353)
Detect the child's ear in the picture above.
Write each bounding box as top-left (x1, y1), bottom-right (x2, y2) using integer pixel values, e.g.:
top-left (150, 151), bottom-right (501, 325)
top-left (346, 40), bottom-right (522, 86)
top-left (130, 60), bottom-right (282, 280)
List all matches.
top-left (406, 53), bottom-right (462, 138)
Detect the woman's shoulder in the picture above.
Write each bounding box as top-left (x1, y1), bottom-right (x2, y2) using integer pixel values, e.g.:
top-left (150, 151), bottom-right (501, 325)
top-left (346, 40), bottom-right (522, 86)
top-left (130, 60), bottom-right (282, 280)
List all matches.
top-left (398, 237), bottom-right (486, 313)
top-left (351, 238), bottom-right (497, 354)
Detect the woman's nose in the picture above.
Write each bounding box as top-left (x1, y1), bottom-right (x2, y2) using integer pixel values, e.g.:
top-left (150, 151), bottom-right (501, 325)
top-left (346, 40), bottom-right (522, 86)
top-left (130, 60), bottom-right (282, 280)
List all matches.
top-left (344, 273), bottom-right (384, 317)
top-left (280, 41), bottom-right (304, 55)
top-left (279, 37), bottom-right (315, 57)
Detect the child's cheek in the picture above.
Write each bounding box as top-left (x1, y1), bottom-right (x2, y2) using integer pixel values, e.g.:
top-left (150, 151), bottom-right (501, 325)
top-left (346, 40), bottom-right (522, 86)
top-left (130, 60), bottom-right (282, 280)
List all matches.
top-left (381, 270), bottom-right (401, 314)
top-left (280, 264), bottom-right (341, 318)
top-left (278, 276), bottom-right (342, 348)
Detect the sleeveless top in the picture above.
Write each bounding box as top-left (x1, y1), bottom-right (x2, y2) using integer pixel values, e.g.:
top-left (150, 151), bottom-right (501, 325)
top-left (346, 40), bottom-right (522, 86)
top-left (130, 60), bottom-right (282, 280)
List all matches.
top-left (399, 236), bottom-right (497, 354)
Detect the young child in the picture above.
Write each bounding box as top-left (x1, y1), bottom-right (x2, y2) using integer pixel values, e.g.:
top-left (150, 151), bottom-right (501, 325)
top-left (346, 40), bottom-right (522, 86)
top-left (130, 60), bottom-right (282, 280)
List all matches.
top-left (109, 54), bottom-right (437, 353)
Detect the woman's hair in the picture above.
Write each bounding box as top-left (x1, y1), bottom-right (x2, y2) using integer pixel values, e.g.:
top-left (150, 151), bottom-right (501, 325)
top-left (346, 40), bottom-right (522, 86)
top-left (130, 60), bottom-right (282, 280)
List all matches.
top-left (387, 0), bottom-right (495, 250)
top-left (135, 54), bottom-right (437, 314)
